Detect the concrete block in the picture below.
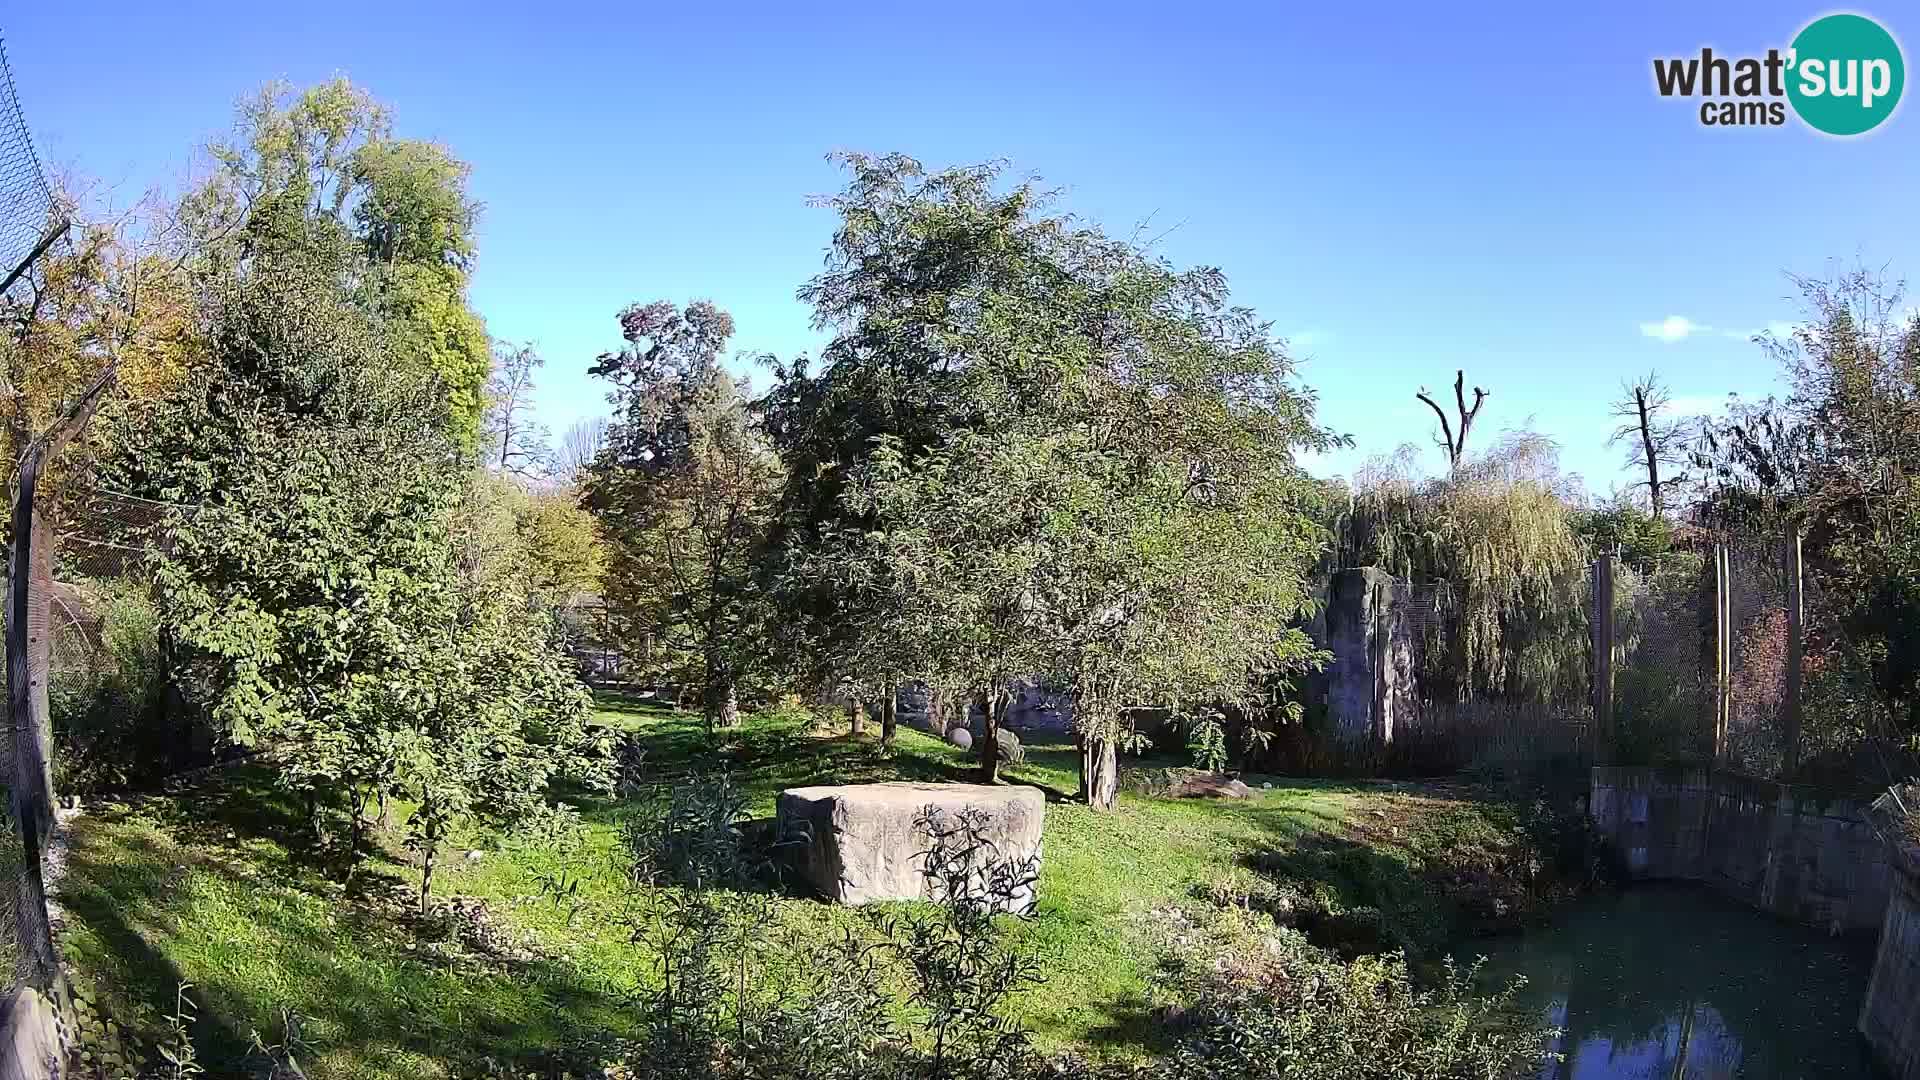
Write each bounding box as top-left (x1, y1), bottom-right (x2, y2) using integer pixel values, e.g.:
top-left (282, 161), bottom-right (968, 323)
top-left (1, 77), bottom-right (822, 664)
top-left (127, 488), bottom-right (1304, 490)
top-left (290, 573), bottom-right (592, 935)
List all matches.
top-left (777, 782), bottom-right (1044, 913)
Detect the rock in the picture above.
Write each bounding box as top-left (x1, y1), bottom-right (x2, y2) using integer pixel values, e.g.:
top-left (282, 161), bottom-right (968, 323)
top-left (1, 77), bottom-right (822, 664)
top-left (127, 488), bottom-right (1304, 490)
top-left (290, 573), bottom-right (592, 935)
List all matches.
top-left (1168, 773), bottom-right (1254, 800)
top-left (776, 782), bottom-right (1044, 912)
top-left (946, 726), bottom-right (973, 750)
top-left (993, 728), bottom-right (1025, 765)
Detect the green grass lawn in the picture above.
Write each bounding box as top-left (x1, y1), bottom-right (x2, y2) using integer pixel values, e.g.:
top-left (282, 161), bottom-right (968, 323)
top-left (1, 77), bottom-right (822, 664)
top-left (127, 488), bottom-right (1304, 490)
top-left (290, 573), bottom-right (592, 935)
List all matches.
top-left (58, 696), bottom-right (1561, 1078)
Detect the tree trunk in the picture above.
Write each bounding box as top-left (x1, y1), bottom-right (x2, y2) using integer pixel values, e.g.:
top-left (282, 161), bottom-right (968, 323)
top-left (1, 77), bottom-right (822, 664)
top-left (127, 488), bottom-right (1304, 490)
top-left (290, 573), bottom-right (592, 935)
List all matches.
top-left (880, 685), bottom-right (897, 749)
top-left (929, 686), bottom-right (947, 737)
top-left (849, 696), bottom-right (866, 736)
top-left (705, 674), bottom-right (740, 731)
top-left (1635, 386), bottom-right (1663, 518)
top-left (978, 687), bottom-right (1003, 784)
top-left (1079, 729), bottom-right (1119, 810)
top-left (420, 841), bottom-right (438, 916)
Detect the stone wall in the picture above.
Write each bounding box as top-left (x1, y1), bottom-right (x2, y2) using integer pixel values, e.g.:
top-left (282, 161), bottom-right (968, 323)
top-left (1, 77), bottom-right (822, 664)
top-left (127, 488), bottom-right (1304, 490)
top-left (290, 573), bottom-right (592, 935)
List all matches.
top-left (1861, 857), bottom-right (1920, 1079)
top-left (1589, 766), bottom-right (1894, 933)
top-left (1323, 567), bottom-right (1417, 745)
top-left (1591, 766), bottom-right (1920, 1076)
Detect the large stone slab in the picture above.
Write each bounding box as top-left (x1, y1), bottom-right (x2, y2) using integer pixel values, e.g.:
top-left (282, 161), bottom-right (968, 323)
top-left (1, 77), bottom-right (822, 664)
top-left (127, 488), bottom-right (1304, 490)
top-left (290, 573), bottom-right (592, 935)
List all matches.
top-left (776, 782), bottom-right (1044, 913)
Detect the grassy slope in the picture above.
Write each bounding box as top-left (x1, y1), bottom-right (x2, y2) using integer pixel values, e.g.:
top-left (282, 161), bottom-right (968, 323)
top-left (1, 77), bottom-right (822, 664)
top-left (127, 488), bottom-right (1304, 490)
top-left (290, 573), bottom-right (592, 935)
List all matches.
top-left (58, 697), bottom-right (1544, 1078)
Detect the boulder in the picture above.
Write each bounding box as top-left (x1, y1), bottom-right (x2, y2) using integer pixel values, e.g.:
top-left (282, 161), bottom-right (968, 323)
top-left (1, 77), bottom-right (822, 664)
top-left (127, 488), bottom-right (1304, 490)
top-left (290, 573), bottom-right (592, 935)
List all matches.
top-left (1168, 773), bottom-right (1254, 800)
top-left (946, 727), bottom-right (973, 750)
top-left (776, 782), bottom-right (1044, 913)
top-left (993, 728), bottom-right (1025, 765)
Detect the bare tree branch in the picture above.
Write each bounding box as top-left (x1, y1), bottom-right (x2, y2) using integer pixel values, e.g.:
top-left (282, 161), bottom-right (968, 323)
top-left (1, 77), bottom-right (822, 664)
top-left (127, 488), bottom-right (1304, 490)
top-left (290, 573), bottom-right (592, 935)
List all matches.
top-left (1416, 369), bottom-right (1489, 470)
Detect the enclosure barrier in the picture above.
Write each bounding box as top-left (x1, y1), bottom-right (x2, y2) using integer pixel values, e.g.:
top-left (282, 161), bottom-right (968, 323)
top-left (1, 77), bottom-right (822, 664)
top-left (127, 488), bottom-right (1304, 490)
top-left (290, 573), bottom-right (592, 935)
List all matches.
top-left (1591, 766), bottom-right (1920, 1075)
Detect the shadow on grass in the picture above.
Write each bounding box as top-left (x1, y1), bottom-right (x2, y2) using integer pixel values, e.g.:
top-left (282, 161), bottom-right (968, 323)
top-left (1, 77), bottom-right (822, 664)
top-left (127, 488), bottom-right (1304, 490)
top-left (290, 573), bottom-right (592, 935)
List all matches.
top-left (61, 770), bottom-right (639, 1078)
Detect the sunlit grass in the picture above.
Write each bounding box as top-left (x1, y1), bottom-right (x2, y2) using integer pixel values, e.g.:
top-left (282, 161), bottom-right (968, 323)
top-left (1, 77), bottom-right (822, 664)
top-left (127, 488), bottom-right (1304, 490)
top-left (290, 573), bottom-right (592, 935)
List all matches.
top-left (59, 696), bottom-right (1534, 1076)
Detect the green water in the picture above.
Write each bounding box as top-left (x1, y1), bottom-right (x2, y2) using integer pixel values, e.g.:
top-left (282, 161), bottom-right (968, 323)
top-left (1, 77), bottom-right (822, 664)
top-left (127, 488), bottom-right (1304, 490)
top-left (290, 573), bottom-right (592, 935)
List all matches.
top-left (1470, 886), bottom-right (1882, 1079)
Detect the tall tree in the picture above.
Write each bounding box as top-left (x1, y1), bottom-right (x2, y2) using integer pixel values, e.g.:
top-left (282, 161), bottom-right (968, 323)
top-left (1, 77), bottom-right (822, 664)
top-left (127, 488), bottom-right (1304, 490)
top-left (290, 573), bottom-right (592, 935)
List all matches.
top-left (1608, 374), bottom-right (1689, 517)
top-left (555, 416), bottom-right (609, 486)
top-left (181, 79), bottom-right (491, 449)
top-left (481, 340), bottom-right (553, 478)
top-left (777, 155), bottom-right (1335, 804)
top-left (106, 249), bottom-right (609, 893)
top-left (584, 301), bottom-right (782, 730)
top-left (1695, 269), bottom-right (1920, 759)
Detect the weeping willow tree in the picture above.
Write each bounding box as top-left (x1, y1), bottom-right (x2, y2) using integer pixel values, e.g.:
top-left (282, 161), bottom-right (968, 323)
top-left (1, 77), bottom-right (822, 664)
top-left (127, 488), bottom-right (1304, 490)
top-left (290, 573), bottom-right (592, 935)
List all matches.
top-left (1331, 433), bottom-right (1592, 705)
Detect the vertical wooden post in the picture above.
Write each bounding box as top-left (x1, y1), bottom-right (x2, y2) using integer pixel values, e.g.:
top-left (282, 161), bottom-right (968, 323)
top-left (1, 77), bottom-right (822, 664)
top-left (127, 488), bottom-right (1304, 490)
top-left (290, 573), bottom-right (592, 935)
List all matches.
top-left (1782, 529), bottom-right (1804, 779)
top-left (1591, 554), bottom-right (1615, 761)
top-left (5, 364), bottom-right (115, 992)
top-left (1713, 543), bottom-right (1732, 765)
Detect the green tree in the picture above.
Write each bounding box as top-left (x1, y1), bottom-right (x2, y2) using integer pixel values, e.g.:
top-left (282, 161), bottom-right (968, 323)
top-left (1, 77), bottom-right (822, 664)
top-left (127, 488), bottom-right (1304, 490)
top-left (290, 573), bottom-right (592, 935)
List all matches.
top-left (181, 79), bottom-right (490, 449)
top-left (1332, 434), bottom-right (1592, 707)
top-left (1695, 269), bottom-right (1920, 767)
top-left (584, 301), bottom-right (783, 730)
top-left (778, 155), bottom-right (1334, 804)
top-left (106, 254), bottom-right (609, 897)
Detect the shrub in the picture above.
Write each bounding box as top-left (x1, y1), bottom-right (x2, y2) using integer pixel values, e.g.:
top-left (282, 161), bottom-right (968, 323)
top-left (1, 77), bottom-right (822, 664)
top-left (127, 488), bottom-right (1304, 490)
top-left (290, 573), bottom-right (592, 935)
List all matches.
top-left (1151, 906), bottom-right (1554, 1080)
top-left (621, 772), bottom-right (765, 889)
top-left (603, 802), bottom-right (1048, 1080)
top-left (51, 579), bottom-right (190, 794)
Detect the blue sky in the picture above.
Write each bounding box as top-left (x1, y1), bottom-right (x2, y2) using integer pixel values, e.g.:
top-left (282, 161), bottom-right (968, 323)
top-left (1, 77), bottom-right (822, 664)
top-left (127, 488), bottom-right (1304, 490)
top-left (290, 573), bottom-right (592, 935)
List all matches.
top-left (8, 2), bottom-right (1917, 493)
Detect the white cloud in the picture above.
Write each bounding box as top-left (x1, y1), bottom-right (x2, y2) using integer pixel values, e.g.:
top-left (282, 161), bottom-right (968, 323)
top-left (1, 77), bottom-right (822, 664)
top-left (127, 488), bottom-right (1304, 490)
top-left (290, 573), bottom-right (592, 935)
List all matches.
top-left (1289, 329), bottom-right (1332, 350)
top-left (1641, 316), bottom-right (1802, 344)
top-left (1639, 315), bottom-right (1705, 342)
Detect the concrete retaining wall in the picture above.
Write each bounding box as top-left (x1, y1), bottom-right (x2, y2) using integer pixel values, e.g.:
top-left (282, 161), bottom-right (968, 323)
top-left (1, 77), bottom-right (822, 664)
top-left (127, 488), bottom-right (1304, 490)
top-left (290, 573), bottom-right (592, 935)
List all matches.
top-left (1589, 765), bottom-right (1894, 933)
top-left (1861, 862), bottom-right (1920, 1080)
top-left (1592, 766), bottom-right (1920, 1076)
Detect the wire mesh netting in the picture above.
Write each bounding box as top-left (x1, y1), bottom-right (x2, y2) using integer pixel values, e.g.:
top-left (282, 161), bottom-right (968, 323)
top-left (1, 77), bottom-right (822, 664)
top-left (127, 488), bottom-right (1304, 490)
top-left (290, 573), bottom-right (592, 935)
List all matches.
top-left (1607, 531), bottom-right (1878, 785)
top-left (1613, 551), bottom-right (1715, 767)
top-left (0, 34), bottom-right (60, 292)
top-left (1721, 538), bottom-right (1795, 778)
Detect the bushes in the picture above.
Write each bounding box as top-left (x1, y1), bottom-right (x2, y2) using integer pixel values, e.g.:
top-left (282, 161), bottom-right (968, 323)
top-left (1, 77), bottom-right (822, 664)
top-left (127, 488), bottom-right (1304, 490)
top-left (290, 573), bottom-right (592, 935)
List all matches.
top-left (604, 802), bottom-right (1050, 1080)
top-left (1154, 907), bottom-right (1551, 1080)
top-left (621, 772), bottom-right (768, 890)
top-left (594, 796), bottom-right (1551, 1080)
top-left (50, 579), bottom-right (195, 794)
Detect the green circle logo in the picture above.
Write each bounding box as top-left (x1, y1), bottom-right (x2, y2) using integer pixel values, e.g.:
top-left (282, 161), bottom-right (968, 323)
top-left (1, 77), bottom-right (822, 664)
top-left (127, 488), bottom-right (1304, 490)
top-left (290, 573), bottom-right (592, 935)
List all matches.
top-left (1787, 13), bottom-right (1905, 135)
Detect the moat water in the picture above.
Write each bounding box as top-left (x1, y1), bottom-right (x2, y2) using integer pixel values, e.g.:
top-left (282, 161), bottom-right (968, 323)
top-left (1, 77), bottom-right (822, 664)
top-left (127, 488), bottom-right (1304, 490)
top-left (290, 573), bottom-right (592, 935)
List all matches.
top-left (1470, 885), bottom-right (1882, 1079)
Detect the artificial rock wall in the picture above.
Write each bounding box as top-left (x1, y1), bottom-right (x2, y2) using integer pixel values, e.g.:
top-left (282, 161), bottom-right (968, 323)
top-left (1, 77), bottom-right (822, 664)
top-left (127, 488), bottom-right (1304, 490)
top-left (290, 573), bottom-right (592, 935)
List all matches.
top-left (1591, 766), bottom-right (1920, 1076)
top-left (1323, 567), bottom-right (1418, 745)
top-left (1589, 766), bottom-right (1893, 932)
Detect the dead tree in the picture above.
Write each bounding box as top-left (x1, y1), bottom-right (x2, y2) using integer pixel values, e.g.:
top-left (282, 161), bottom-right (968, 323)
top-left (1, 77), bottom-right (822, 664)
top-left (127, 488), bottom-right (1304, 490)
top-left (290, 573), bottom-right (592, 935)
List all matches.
top-left (1608, 374), bottom-right (1689, 518)
top-left (1416, 370), bottom-right (1489, 471)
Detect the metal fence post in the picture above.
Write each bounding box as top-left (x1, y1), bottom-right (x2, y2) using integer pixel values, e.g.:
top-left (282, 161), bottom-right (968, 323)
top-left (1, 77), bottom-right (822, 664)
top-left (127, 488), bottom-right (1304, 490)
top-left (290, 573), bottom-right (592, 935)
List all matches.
top-left (1591, 554), bottom-right (1615, 762)
top-left (1713, 542), bottom-right (1732, 765)
top-left (1782, 529), bottom-right (1804, 778)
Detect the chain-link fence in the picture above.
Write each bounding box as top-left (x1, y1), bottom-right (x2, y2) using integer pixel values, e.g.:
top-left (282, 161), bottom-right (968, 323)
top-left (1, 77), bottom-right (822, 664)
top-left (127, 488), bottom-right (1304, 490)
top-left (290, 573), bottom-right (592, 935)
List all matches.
top-left (1602, 527), bottom-right (1896, 789)
top-left (1611, 550), bottom-right (1715, 767)
top-left (0, 34), bottom-right (61, 295)
top-left (0, 28), bottom-right (62, 1011)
